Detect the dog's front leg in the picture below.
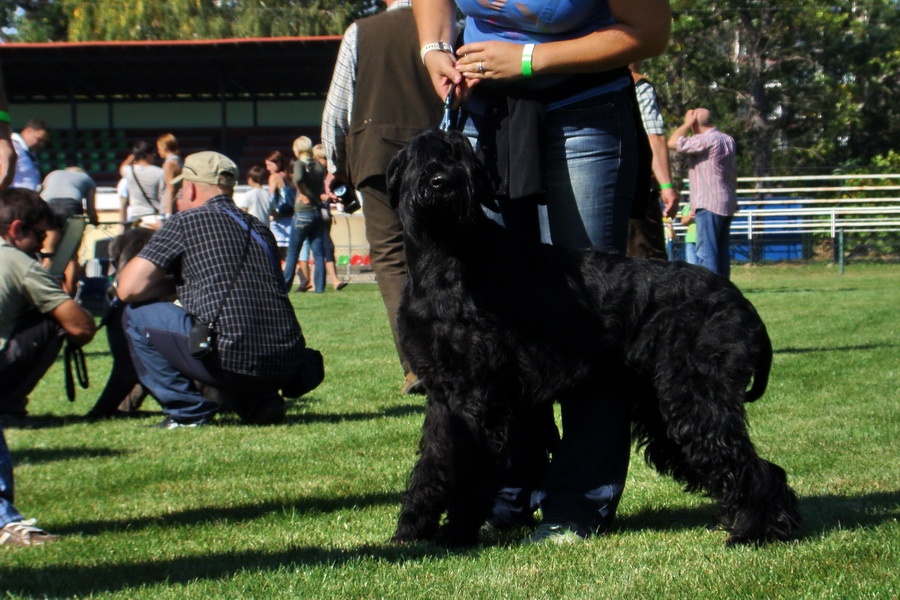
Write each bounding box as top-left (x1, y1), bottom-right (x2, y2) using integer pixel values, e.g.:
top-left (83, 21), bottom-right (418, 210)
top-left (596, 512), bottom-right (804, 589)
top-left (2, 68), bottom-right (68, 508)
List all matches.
top-left (393, 396), bottom-right (454, 543)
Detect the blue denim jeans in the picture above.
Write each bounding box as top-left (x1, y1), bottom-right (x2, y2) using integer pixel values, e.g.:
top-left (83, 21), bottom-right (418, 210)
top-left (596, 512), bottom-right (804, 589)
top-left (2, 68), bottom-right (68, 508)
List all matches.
top-left (0, 426), bottom-right (23, 527)
top-left (684, 242), bottom-right (698, 265)
top-left (694, 209), bottom-right (733, 277)
top-left (463, 88), bottom-right (637, 252)
top-left (123, 302), bottom-right (221, 424)
top-left (283, 210), bottom-right (325, 292)
top-left (462, 87), bottom-right (638, 533)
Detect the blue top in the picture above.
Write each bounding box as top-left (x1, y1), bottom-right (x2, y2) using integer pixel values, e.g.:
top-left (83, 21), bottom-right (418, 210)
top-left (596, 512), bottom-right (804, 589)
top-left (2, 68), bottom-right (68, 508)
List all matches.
top-left (457, 0), bottom-right (615, 45)
top-left (455, 0), bottom-right (627, 107)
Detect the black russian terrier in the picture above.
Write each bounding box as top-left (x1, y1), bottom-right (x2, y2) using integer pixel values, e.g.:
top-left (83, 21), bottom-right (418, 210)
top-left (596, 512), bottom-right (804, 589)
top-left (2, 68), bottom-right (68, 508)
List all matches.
top-left (387, 128), bottom-right (800, 547)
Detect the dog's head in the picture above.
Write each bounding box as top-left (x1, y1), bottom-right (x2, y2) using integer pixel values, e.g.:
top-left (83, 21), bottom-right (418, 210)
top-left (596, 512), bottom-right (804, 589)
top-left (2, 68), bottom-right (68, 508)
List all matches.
top-left (387, 128), bottom-right (496, 241)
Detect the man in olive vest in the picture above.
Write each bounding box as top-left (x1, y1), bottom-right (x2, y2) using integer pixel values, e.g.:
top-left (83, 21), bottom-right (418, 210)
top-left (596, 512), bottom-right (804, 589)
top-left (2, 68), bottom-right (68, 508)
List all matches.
top-left (321, 0), bottom-right (443, 394)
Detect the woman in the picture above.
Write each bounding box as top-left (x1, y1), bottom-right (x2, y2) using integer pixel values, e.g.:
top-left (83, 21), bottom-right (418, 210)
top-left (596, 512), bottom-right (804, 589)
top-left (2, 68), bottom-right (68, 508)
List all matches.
top-left (272, 148), bottom-right (324, 292)
top-left (156, 133), bottom-right (182, 217)
top-left (265, 150), bottom-right (300, 261)
top-left (415, 0), bottom-right (671, 543)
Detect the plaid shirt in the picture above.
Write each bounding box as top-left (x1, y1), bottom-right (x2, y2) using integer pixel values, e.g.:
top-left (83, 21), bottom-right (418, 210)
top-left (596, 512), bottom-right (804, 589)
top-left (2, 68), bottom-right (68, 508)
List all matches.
top-left (321, 0), bottom-right (412, 174)
top-left (138, 195), bottom-right (305, 378)
top-left (634, 79), bottom-right (665, 136)
top-left (677, 128), bottom-right (738, 217)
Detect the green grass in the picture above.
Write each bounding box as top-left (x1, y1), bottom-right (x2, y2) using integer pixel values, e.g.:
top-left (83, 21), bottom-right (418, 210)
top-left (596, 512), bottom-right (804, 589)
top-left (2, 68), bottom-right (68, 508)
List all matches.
top-left (1, 263), bottom-right (897, 599)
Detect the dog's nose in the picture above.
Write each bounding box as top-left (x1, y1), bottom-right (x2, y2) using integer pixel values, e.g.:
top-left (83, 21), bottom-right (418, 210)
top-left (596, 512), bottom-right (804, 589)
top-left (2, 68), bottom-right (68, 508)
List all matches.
top-left (429, 173), bottom-right (450, 191)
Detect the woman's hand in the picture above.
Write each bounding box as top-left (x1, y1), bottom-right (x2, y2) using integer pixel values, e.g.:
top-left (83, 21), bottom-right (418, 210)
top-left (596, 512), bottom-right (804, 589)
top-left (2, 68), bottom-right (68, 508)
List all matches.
top-left (455, 41), bottom-right (528, 83)
top-left (423, 49), bottom-right (474, 107)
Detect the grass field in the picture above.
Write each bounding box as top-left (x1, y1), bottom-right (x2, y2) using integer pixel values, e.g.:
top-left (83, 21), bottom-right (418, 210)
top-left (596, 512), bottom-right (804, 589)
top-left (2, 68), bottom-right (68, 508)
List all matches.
top-left (0, 263), bottom-right (897, 599)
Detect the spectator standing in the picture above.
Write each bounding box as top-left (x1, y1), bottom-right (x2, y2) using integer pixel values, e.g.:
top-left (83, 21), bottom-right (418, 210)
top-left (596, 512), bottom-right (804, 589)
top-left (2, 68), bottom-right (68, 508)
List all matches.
top-left (322, 0), bottom-right (443, 392)
top-left (284, 137), bottom-right (324, 292)
top-left (117, 151), bottom-right (316, 428)
top-left (668, 108), bottom-right (737, 277)
top-left (119, 141), bottom-right (166, 227)
top-left (0, 188), bottom-right (97, 545)
top-left (628, 64), bottom-right (679, 259)
top-left (156, 133), bottom-right (182, 217)
top-left (236, 165), bottom-right (271, 225)
top-left (679, 203), bottom-right (698, 264)
top-left (265, 150), bottom-right (296, 258)
top-left (11, 119), bottom-right (49, 191)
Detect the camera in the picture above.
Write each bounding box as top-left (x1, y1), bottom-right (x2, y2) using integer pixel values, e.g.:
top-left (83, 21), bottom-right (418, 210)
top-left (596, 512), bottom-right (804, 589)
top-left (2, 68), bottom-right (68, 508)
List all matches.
top-left (333, 185), bottom-right (361, 215)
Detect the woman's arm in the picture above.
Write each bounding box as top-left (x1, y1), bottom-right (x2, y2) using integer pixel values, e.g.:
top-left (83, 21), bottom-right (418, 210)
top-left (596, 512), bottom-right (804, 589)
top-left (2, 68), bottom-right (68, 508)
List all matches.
top-left (414, 0), bottom-right (465, 103)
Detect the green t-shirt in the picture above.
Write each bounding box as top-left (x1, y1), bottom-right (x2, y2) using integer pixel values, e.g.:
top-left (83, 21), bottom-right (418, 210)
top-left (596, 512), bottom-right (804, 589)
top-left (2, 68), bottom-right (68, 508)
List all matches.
top-left (680, 204), bottom-right (697, 244)
top-left (0, 240), bottom-right (70, 350)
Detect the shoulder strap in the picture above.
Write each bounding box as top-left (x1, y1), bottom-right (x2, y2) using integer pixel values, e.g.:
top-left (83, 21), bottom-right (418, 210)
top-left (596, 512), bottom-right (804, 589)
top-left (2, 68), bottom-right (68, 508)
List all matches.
top-left (208, 211), bottom-right (253, 331)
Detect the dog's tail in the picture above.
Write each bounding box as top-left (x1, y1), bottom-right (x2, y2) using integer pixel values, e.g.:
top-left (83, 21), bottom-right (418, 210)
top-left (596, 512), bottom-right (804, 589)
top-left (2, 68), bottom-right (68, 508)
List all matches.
top-left (745, 326), bottom-right (773, 403)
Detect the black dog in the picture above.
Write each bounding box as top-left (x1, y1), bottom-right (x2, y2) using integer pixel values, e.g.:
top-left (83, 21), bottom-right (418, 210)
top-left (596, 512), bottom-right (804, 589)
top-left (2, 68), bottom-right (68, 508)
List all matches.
top-left (387, 128), bottom-right (800, 547)
top-left (87, 227), bottom-right (155, 418)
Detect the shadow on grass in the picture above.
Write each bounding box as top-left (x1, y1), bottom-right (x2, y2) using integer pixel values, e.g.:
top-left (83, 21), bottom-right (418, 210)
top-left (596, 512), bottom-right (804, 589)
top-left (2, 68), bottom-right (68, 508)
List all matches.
top-left (1, 491), bottom-right (897, 596)
top-left (620, 490), bottom-right (899, 542)
top-left (54, 492), bottom-right (401, 537)
top-left (13, 446), bottom-right (129, 465)
top-left (282, 403), bottom-right (424, 425)
top-left (775, 343), bottom-right (896, 355)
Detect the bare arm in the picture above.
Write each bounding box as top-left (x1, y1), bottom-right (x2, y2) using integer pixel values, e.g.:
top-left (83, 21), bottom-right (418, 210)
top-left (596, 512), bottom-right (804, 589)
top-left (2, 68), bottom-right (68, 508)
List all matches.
top-left (116, 256), bottom-right (175, 303)
top-left (162, 159), bottom-right (180, 216)
top-left (647, 133), bottom-right (679, 217)
top-left (49, 298), bottom-right (97, 347)
top-left (668, 110), bottom-right (696, 150)
top-left (85, 186), bottom-right (99, 225)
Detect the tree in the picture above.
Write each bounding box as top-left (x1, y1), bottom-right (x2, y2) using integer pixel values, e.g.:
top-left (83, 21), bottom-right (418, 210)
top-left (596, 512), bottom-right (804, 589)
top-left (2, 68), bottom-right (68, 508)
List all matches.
top-left (645, 0), bottom-right (900, 176)
top-left (2, 0), bottom-right (377, 41)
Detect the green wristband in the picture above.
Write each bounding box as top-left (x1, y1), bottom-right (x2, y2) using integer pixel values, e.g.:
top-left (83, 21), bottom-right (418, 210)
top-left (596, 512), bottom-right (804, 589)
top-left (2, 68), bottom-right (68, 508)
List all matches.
top-left (0, 111), bottom-right (9, 124)
top-left (521, 43), bottom-right (535, 78)
top-left (659, 183), bottom-right (674, 190)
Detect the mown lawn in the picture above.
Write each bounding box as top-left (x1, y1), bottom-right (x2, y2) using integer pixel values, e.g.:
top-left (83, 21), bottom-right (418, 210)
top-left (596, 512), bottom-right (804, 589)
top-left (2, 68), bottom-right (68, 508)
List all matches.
top-left (0, 263), bottom-right (897, 599)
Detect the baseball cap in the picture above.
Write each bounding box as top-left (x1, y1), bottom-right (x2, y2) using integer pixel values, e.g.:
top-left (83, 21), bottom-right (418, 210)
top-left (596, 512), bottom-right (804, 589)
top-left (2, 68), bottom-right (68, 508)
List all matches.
top-left (172, 151), bottom-right (238, 187)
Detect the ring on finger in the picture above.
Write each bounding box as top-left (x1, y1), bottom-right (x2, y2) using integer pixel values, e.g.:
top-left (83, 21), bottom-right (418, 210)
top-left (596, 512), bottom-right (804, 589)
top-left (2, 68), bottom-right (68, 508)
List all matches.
top-left (477, 60), bottom-right (484, 74)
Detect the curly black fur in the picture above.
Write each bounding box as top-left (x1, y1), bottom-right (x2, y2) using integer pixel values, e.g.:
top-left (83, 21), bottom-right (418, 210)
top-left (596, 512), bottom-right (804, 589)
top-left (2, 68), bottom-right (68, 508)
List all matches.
top-left (387, 128), bottom-right (800, 547)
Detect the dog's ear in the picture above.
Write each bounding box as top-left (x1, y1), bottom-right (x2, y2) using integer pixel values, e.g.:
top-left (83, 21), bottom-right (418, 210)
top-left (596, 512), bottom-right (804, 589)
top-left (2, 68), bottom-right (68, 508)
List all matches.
top-left (386, 147), bottom-right (406, 209)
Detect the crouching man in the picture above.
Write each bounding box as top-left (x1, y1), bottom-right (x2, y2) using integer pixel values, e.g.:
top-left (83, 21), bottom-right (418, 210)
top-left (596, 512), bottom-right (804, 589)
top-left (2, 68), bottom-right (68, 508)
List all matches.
top-left (0, 188), bottom-right (96, 545)
top-left (117, 152), bottom-right (322, 429)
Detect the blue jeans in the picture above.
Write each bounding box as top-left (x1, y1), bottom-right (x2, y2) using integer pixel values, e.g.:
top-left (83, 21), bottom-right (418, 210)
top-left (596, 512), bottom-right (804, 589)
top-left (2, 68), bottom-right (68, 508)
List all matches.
top-left (0, 426), bottom-right (24, 527)
top-left (124, 302), bottom-right (221, 424)
top-left (283, 210), bottom-right (324, 292)
top-left (684, 242), bottom-right (698, 265)
top-left (694, 209), bottom-right (733, 277)
top-left (462, 87), bottom-right (638, 533)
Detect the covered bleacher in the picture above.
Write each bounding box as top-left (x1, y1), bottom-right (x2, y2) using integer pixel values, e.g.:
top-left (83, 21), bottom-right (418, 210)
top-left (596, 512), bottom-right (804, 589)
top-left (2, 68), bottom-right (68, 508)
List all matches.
top-left (0, 37), bottom-right (342, 185)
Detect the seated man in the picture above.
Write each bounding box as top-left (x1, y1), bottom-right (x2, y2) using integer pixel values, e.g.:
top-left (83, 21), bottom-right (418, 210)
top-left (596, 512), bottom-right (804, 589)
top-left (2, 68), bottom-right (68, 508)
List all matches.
top-left (117, 151), bottom-right (320, 429)
top-left (0, 187), bottom-right (97, 545)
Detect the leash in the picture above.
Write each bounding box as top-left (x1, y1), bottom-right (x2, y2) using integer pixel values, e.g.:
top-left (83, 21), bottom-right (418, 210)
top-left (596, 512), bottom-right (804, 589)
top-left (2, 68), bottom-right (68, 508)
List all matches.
top-left (64, 340), bottom-right (89, 402)
top-left (439, 84), bottom-right (456, 132)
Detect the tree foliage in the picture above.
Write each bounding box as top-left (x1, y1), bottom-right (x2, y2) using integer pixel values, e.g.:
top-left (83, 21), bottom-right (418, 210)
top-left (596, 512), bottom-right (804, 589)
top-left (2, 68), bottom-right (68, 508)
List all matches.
top-left (1, 0), bottom-right (376, 40)
top-left (2, 0), bottom-right (897, 175)
top-left (643, 0), bottom-right (899, 176)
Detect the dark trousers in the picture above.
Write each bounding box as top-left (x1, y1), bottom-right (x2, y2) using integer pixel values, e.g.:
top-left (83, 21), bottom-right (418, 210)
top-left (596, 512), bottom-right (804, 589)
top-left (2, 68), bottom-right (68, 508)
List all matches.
top-left (358, 176), bottom-right (410, 375)
top-left (627, 192), bottom-right (667, 260)
top-left (0, 314), bottom-right (66, 414)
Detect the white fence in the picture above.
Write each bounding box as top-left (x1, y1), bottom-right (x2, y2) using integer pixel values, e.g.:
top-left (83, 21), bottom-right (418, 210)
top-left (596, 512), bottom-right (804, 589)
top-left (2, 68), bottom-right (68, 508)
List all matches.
top-left (673, 173), bottom-right (900, 262)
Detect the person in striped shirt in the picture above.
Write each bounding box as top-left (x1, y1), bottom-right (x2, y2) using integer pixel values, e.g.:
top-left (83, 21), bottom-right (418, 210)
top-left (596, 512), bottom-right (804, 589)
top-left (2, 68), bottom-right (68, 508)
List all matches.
top-left (668, 108), bottom-right (737, 277)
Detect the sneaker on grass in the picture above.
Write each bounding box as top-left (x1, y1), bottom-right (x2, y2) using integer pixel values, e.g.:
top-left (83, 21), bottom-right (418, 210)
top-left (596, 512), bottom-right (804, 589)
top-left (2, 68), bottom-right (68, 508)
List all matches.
top-left (0, 519), bottom-right (60, 547)
top-left (521, 523), bottom-right (584, 545)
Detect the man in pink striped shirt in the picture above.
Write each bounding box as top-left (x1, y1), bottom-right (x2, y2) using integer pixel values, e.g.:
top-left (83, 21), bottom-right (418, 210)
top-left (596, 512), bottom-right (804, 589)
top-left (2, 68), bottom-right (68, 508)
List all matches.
top-left (668, 108), bottom-right (737, 277)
